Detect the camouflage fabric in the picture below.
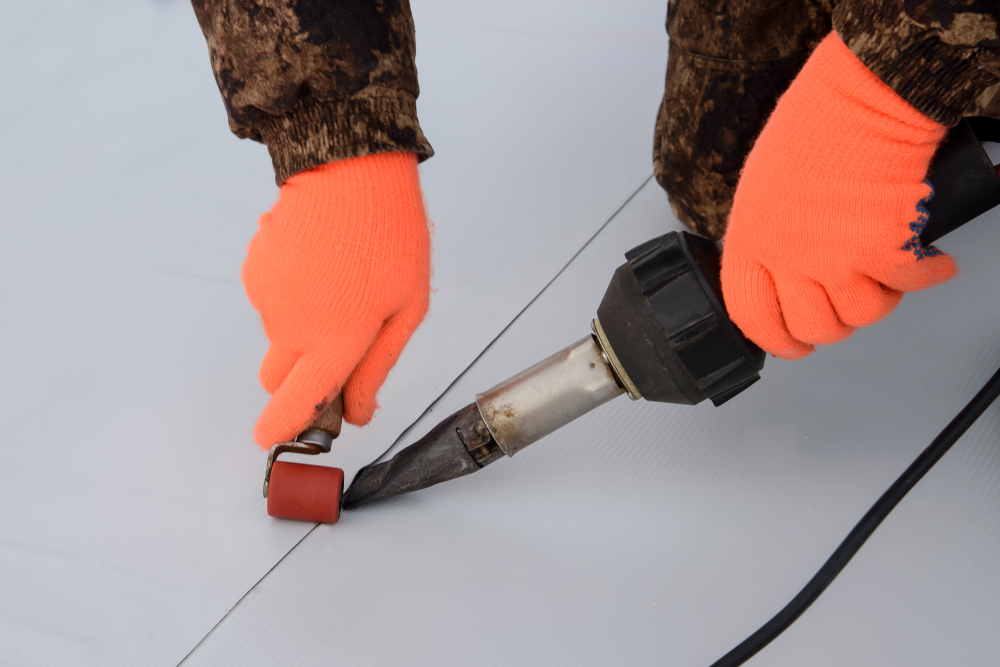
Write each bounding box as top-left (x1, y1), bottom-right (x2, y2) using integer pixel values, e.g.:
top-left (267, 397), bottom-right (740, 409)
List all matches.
top-left (191, 0), bottom-right (433, 184)
top-left (654, 1), bottom-right (836, 240)
top-left (191, 1), bottom-right (1000, 217)
top-left (835, 0), bottom-right (1000, 127)
top-left (656, 0), bottom-right (1000, 240)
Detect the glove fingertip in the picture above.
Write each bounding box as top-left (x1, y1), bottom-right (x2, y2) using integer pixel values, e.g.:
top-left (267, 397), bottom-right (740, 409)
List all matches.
top-left (342, 389), bottom-right (378, 427)
top-left (877, 251), bottom-right (956, 291)
top-left (253, 413), bottom-right (297, 451)
top-left (259, 346), bottom-right (299, 395)
top-left (923, 252), bottom-right (957, 286)
top-left (341, 299), bottom-right (429, 427)
top-left (772, 344), bottom-right (816, 361)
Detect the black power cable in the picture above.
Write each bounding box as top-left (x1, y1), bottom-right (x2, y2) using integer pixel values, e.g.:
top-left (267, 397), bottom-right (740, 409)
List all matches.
top-left (711, 362), bottom-right (1000, 667)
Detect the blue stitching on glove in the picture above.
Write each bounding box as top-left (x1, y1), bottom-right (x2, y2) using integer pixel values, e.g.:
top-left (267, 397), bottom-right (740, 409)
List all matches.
top-left (901, 180), bottom-right (943, 260)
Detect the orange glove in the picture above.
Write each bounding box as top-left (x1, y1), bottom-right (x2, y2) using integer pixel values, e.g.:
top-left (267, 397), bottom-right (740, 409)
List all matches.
top-left (242, 152), bottom-right (431, 448)
top-left (721, 33), bottom-right (955, 360)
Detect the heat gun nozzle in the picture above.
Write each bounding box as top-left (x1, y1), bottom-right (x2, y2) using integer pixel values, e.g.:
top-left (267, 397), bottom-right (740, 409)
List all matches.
top-left (342, 403), bottom-right (503, 510)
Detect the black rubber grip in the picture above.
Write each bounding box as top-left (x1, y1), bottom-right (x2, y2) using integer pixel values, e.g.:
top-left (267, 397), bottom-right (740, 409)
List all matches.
top-left (920, 116), bottom-right (1000, 246)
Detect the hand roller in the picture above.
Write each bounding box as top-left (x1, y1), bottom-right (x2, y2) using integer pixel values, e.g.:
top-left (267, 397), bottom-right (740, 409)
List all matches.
top-left (263, 393), bottom-right (345, 523)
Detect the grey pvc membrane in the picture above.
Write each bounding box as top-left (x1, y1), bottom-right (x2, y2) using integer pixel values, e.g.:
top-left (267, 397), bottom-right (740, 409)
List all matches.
top-left (2, 2), bottom-right (999, 666)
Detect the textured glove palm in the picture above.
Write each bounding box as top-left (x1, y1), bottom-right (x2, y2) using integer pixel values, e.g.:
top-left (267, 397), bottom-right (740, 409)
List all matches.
top-left (243, 152), bottom-right (431, 448)
top-left (721, 33), bottom-right (955, 360)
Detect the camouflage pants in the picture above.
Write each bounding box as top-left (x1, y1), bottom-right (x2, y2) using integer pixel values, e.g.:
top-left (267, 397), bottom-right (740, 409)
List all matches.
top-left (654, 0), bottom-right (1000, 240)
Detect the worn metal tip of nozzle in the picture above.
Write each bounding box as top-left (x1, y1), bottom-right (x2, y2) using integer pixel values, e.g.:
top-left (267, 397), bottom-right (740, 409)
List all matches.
top-left (341, 460), bottom-right (391, 510)
top-left (342, 403), bottom-right (501, 510)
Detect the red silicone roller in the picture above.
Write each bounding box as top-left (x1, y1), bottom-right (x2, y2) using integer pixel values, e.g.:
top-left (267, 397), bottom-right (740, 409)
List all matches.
top-left (267, 461), bottom-right (344, 523)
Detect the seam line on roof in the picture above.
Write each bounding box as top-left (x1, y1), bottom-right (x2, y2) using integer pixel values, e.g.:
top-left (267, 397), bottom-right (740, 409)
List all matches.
top-left (175, 525), bottom-right (319, 666)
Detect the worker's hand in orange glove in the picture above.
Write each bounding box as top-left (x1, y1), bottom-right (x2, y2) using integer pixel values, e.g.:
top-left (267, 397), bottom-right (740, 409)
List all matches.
top-left (721, 33), bottom-right (955, 360)
top-left (242, 152), bottom-right (431, 448)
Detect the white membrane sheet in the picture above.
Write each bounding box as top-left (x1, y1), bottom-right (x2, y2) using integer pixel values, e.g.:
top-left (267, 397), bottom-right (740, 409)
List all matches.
top-left (5, 2), bottom-right (999, 666)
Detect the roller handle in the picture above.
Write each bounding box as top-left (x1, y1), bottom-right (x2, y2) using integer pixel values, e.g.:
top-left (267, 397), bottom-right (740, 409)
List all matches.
top-left (262, 392), bottom-right (344, 499)
top-left (920, 116), bottom-right (1000, 246)
top-left (296, 392), bottom-right (344, 450)
top-left (312, 392), bottom-right (344, 433)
